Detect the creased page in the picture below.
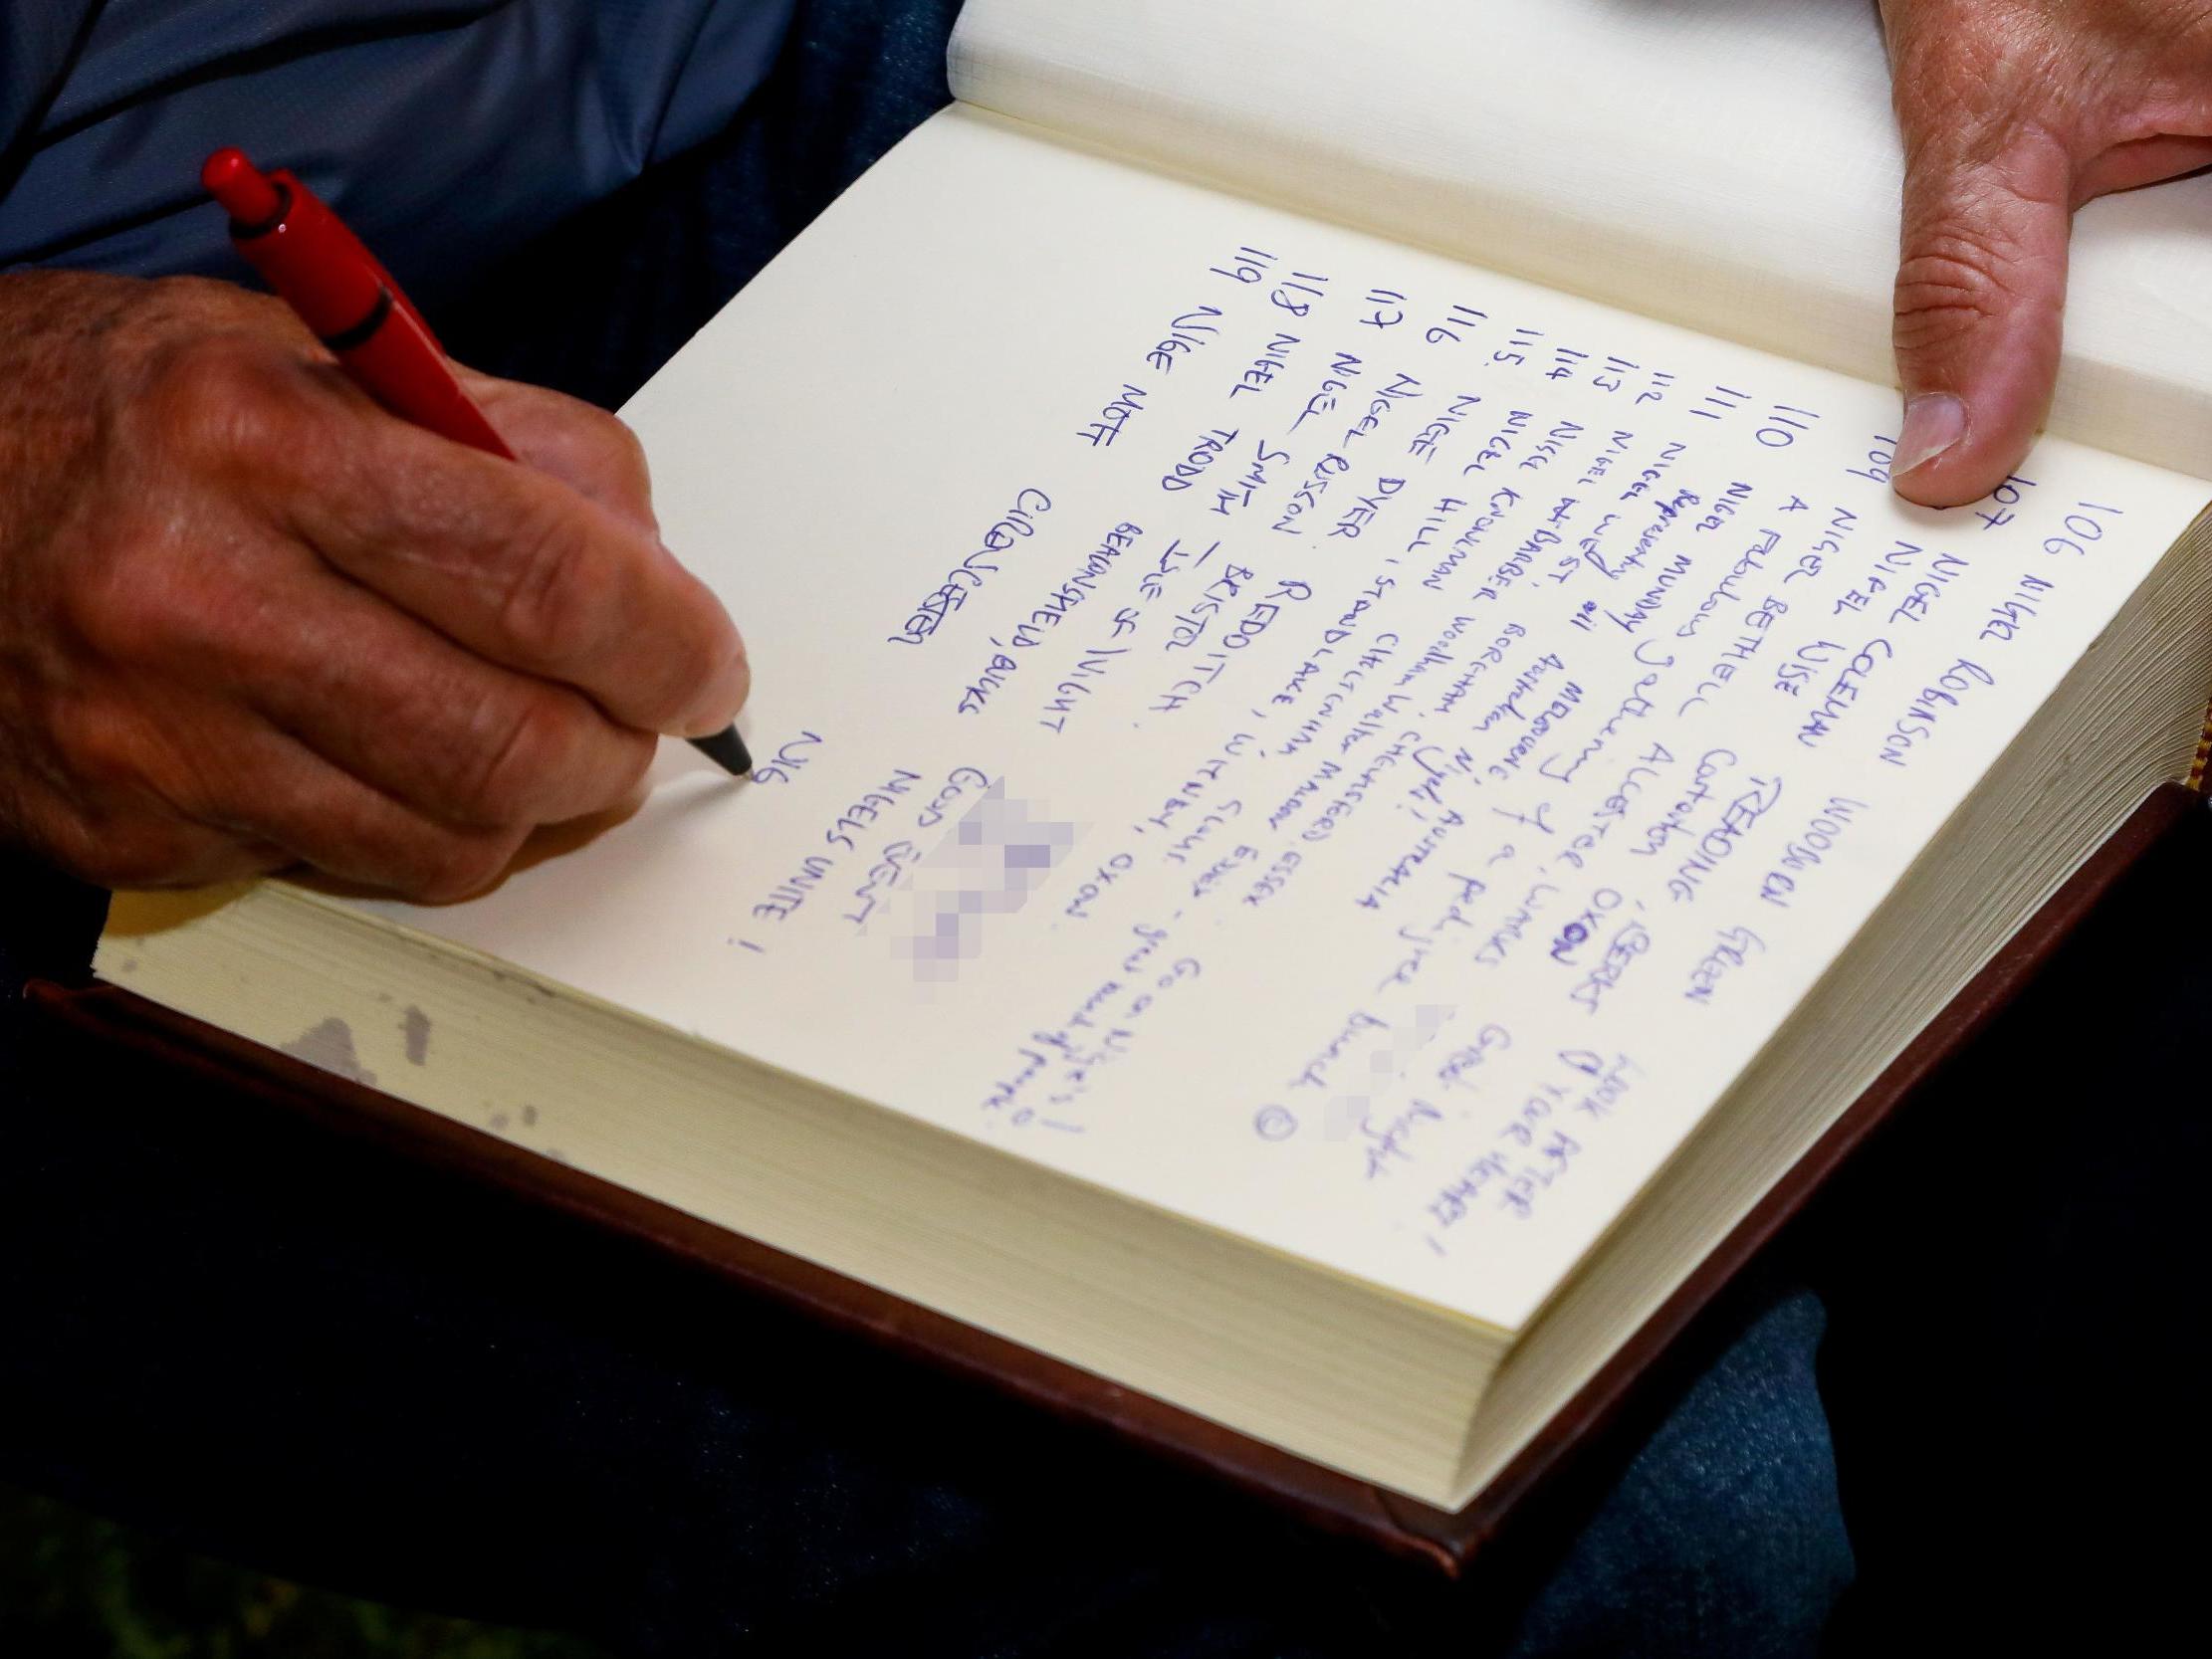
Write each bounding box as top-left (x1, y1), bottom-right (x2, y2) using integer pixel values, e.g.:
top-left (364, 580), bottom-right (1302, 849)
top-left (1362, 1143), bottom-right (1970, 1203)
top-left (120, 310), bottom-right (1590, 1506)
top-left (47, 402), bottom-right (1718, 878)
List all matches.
top-left (951, 0), bottom-right (2212, 481)
top-left (354, 110), bottom-right (2201, 1331)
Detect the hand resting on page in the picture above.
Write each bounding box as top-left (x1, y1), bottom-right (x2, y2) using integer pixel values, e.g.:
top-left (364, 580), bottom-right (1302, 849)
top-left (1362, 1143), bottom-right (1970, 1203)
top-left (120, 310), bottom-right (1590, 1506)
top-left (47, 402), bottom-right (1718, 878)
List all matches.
top-left (0, 272), bottom-right (748, 901)
top-left (1880, 0), bottom-right (2212, 504)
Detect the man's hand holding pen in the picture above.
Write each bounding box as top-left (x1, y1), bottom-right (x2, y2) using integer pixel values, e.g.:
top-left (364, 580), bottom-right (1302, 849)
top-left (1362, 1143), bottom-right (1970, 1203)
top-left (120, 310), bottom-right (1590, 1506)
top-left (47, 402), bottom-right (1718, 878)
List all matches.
top-left (0, 271), bottom-right (748, 900)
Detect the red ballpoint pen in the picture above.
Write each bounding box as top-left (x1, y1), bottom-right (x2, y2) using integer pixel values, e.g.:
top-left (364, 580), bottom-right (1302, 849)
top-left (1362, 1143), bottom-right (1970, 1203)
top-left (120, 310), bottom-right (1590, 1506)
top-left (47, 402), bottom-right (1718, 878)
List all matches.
top-left (200, 147), bottom-right (752, 777)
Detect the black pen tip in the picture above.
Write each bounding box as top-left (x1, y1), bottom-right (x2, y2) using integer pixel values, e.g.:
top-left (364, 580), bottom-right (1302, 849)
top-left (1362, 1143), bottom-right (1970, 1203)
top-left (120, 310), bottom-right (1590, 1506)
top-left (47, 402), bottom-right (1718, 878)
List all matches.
top-left (687, 726), bottom-right (753, 777)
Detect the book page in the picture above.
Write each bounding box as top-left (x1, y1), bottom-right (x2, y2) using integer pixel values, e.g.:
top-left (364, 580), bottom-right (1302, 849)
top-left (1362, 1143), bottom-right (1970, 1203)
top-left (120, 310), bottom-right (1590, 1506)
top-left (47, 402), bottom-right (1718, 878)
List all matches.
top-left (951, 0), bottom-right (2212, 481)
top-left (349, 109), bottom-right (2204, 1331)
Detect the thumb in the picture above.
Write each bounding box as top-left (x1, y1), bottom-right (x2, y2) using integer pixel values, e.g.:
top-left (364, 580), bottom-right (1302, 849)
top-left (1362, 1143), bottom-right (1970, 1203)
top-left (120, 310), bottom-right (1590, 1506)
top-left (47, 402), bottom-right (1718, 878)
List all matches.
top-left (1889, 123), bottom-right (2074, 508)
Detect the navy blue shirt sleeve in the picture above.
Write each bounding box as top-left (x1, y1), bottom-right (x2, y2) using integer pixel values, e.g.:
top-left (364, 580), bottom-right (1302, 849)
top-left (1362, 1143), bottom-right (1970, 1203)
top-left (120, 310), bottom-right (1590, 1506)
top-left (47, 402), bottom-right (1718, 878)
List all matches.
top-left (0, 4), bottom-right (100, 172)
top-left (0, 1), bottom-right (795, 301)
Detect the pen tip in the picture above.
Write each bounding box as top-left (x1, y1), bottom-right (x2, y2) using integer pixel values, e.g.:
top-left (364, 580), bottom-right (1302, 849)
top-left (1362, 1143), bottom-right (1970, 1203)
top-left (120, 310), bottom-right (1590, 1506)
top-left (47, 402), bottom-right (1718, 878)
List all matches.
top-left (687, 726), bottom-right (753, 778)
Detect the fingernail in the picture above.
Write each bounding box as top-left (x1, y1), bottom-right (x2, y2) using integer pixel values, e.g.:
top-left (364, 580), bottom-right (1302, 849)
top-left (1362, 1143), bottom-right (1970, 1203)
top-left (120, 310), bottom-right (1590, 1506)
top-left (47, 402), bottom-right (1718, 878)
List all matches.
top-left (680, 690), bottom-right (745, 738)
top-left (678, 636), bottom-right (751, 737)
top-left (1895, 393), bottom-right (1967, 476)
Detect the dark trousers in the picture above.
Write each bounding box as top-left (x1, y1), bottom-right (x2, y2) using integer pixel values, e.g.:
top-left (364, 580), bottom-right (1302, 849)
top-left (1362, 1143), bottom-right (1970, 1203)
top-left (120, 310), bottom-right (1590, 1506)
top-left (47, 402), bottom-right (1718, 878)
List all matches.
top-left (3, 4), bottom-right (2205, 1652)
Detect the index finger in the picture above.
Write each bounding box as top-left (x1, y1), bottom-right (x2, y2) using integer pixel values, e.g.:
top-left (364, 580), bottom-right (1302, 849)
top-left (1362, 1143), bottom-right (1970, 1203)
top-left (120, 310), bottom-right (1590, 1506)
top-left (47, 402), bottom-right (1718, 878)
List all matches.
top-left (458, 367), bottom-right (660, 535)
top-left (271, 373), bottom-right (749, 737)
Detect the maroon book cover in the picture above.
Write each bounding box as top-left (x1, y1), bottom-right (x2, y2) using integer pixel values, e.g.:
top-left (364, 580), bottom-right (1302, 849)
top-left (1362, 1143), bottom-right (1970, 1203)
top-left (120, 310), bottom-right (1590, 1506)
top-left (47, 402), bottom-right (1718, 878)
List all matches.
top-left (27, 782), bottom-right (2198, 1574)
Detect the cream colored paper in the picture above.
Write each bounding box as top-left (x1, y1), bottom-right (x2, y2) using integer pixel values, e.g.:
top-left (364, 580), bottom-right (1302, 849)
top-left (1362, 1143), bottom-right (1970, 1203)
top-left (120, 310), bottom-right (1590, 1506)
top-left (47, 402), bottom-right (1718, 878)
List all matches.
top-left (333, 110), bottom-right (2203, 1330)
top-left (951, 0), bottom-right (2212, 480)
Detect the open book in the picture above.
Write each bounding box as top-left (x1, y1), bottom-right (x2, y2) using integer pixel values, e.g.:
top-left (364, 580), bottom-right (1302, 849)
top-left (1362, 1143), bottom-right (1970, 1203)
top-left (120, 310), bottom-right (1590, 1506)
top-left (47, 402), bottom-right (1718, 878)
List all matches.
top-left (94, 0), bottom-right (2212, 1533)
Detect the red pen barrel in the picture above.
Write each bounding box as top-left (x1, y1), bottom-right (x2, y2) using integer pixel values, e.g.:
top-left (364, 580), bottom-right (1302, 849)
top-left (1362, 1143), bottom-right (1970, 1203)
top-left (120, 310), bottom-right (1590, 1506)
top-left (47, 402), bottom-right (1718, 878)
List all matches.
top-left (202, 148), bottom-right (282, 227)
top-left (203, 148), bottom-right (511, 459)
top-left (333, 300), bottom-right (513, 456)
top-left (224, 182), bottom-right (383, 341)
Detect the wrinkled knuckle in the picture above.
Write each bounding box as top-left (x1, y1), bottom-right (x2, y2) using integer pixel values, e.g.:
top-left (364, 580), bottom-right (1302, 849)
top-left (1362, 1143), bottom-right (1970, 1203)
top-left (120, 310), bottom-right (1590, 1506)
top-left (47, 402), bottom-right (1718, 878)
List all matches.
top-left (133, 332), bottom-right (298, 467)
top-left (64, 564), bottom-right (172, 664)
top-left (69, 554), bottom-right (241, 673)
top-left (1893, 225), bottom-right (2017, 353)
top-left (49, 694), bottom-right (152, 795)
top-left (405, 830), bottom-right (522, 904)
top-left (457, 694), bottom-right (570, 826)
top-left (496, 501), bottom-right (611, 669)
